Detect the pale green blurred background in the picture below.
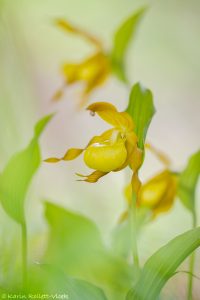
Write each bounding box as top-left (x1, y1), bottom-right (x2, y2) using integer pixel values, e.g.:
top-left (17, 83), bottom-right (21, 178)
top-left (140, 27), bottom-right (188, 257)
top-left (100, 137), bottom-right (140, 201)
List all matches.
top-left (0, 0), bottom-right (200, 298)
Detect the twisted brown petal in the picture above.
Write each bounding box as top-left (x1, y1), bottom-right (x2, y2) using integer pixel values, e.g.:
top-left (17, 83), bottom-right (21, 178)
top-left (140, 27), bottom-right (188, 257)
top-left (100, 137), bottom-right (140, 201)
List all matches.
top-left (76, 170), bottom-right (108, 183)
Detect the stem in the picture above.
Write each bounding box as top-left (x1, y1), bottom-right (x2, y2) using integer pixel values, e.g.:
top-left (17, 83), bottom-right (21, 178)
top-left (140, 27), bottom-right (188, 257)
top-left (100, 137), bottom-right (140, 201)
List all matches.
top-left (130, 192), bottom-right (139, 268)
top-left (21, 222), bottom-right (28, 290)
top-left (187, 212), bottom-right (197, 300)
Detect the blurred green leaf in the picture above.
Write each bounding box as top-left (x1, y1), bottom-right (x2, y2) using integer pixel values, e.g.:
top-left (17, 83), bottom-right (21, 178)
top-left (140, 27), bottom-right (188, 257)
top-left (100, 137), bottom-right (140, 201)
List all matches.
top-left (111, 8), bottom-right (146, 82)
top-left (111, 221), bottom-right (131, 259)
top-left (112, 208), bottom-right (150, 259)
top-left (178, 150), bottom-right (200, 213)
top-left (0, 115), bottom-right (53, 224)
top-left (29, 265), bottom-right (108, 300)
top-left (126, 82), bottom-right (155, 150)
top-left (44, 202), bottom-right (133, 300)
top-left (126, 227), bottom-right (200, 300)
top-left (44, 201), bottom-right (104, 270)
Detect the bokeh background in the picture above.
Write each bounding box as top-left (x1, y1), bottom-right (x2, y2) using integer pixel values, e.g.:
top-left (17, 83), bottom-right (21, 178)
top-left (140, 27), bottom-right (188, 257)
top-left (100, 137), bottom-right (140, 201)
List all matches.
top-left (0, 0), bottom-right (200, 298)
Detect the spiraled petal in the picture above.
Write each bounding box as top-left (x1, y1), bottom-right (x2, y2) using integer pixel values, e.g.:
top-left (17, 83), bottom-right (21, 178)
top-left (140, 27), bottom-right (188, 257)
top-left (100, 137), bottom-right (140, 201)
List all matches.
top-left (131, 171), bottom-right (142, 199)
top-left (55, 18), bottom-right (78, 33)
top-left (44, 148), bottom-right (84, 163)
top-left (118, 210), bottom-right (129, 223)
top-left (52, 89), bottom-right (65, 102)
top-left (44, 157), bottom-right (61, 163)
top-left (123, 171), bottom-right (142, 205)
top-left (44, 129), bottom-right (115, 165)
top-left (62, 148), bottom-right (84, 160)
top-left (145, 143), bottom-right (171, 167)
top-left (54, 18), bottom-right (102, 49)
top-left (76, 170), bottom-right (108, 183)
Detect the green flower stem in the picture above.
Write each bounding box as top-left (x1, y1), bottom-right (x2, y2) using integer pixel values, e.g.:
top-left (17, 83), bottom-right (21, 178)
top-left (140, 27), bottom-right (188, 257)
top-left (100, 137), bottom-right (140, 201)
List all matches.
top-left (187, 211), bottom-right (197, 300)
top-left (21, 222), bottom-right (28, 290)
top-left (130, 192), bottom-right (139, 268)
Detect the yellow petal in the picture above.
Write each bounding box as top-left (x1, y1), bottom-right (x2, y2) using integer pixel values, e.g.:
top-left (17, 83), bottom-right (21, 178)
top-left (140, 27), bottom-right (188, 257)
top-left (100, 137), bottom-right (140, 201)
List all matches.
top-left (44, 148), bottom-right (84, 163)
top-left (126, 132), bottom-right (138, 147)
top-left (131, 171), bottom-right (142, 200)
top-left (62, 148), bottom-right (84, 160)
top-left (52, 89), bottom-right (65, 102)
top-left (114, 133), bottom-right (138, 172)
top-left (55, 18), bottom-right (78, 33)
top-left (62, 63), bottom-right (78, 83)
top-left (120, 112), bottom-right (135, 130)
top-left (78, 55), bottom-right (110, 107)
top-left (87, 102), bottom-right (117, 112)
top-left (145, 143), bottom-right (171, 167)
top-left (52, 80), bottom-right (68, 102)
top-left (118, 210), bottom-right (129, 223)
top-left (44, 157), bottom-right (61, 163)
top-left (44, 130), bottom-right (116, 166)
top-left (129, 146), bottom-right (143, 171)
top-left (114, 140), bottom-right (134, 171)
top-left (78, 53), bottom-right (108, 80)
top-left (123, 172), bottom-right (142, 205)
top-left (87, 102), bottom-right (134, 131)
top-left (99, 111), bottom-right (132, 131)
top-left (76, 170), bottom-right (108, 183)
top-left (54, 18), bottom-right (103, 49)
top-left (124, 183), bottom-right (132, 206)
top-left (87, 129), bottom-right (116, 146)
top-left (143, 170), bottom-right (171, 186)
top-left (117, 132), bottom-right (140, 172)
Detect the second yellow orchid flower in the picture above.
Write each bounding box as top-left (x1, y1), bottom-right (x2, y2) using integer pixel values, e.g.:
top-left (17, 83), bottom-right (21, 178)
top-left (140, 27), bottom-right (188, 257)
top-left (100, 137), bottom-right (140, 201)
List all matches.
top-left (53, 49), bottom-right (110, 107)
top-left (124, 170), bottom-right (178, 219)
top-left (52, 8), bottom-right (146, 107)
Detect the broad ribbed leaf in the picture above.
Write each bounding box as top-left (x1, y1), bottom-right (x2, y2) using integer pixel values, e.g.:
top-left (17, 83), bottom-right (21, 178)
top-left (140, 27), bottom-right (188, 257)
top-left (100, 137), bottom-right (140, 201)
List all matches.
top-left (126, 227), bottom-right (200, 300)
top-left (29, 265), bottom-right (108, 300)
top-left (0, 115), bottom-right (53, 224)
top-left (126, 82), bottom-right (155, 150)
top-left (111, 8), bottom-right (146, 82)
top-left (44, 202), bottom-right (133, 300)
top-left (178, 150), bottom-right (200, 213)
top-left (44, 201), bottom-right (105, 270)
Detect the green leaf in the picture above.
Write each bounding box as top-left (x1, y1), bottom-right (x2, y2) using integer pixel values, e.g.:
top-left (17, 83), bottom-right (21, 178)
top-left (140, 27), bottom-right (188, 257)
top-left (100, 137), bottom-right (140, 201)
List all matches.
top-left (29, 265), bottom-right (108, 300)
top-left (0, 114), bottom-right (53, 224)
top-left (126, 82), bottom-right (156, 150)
top-left (44, 201), bottom-right (105, 270)
top-left (178, 150), bottom-right (200, 213)
top-left (126, 227), bottom-right (200, 300)
top-left (44, 202), bottom-right (134, 300)
top-left (111, 8), bottom-right (146, 82)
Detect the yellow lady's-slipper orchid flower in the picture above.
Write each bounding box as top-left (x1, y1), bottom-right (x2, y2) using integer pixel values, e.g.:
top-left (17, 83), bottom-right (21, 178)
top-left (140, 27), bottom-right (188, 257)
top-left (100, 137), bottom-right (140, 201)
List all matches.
top-left (52, 19), bottom-right (110, 107)
top-left (45, 102), bottom-right (142, 187)
top-left (124, 170), bottom-right (178, 218)
top-left (52, 9), bottom-right (146, 107)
